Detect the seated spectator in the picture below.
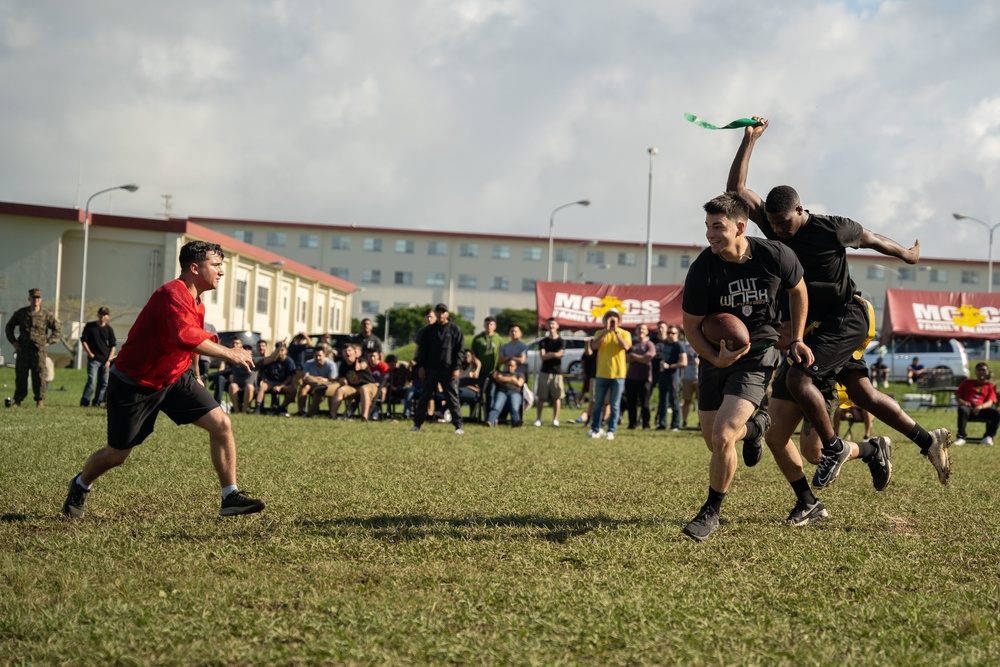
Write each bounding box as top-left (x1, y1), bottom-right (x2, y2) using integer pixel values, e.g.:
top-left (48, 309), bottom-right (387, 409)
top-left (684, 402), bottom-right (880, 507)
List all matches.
top-left (254, 341), bottom-right (297, 415)
top-left (870, 356), bottom-right (889, 389)
top-left (225, 337), bottom-right (255, 413)
top-left (459, 349), bottom-right (481, 387)
top-left (297, 344), bottom-right (338, 417)
top-left (329, 343), bottom-right (379, 420)
top-left (907, 357), bottom-right (926, 386)
top-left (368, 349), bottom-right (391, 407)
top-left (486, 358), bottom-right (526, 427)
top-left (833, 404), bottom-right (873, 439)
top-left (954, 362), bottom-right (1000, 446)
top-left (385, 355), bottom-right (410, 413)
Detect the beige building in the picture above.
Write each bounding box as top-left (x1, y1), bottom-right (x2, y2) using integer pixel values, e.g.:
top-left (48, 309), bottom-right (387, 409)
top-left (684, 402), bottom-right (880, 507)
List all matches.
top-left (0, 201), bottom-right (354, 367)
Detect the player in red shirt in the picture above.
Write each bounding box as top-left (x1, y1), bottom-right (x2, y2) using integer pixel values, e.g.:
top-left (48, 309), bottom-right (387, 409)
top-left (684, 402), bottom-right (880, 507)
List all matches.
top-left (62, 241), bottom-right (266, 518)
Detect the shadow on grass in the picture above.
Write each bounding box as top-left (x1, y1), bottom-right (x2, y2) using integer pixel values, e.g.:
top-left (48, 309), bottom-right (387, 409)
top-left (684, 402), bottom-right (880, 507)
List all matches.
top-left (295, 514), bottom-right (648, 543)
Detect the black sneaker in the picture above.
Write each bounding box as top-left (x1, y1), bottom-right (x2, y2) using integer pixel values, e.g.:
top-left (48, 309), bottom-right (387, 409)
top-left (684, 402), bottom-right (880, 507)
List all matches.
top-left (62, 475), bottom-right (89, 518)
top-left (784, 498), bottom-right (828, 526)
top-left (812, 439), bottom-right (851, 489)
top-left (220, 490), bottom-right (266, 516)
top-left (682, 505), bottom-right (720, 542)
top-left (743, 410), bottom-right (771, 467)
top-left (863, 436), bottom-right (893, 491)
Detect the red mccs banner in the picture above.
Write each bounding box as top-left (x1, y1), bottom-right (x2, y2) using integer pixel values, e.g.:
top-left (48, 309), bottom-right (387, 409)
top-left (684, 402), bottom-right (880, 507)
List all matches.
top-left (535, 281), bottom-right (685, 332)
top-left (883, 288), bottom-right (1000, 340)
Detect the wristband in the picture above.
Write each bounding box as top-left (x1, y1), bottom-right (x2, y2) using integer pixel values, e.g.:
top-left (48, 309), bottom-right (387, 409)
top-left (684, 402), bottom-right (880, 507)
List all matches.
top-left (790, 338), bottom-right (803, 344)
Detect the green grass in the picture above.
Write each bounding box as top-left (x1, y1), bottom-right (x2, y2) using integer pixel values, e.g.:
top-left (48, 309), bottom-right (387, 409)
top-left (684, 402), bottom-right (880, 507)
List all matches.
top-left (2, 368), bottom-right (999, 666)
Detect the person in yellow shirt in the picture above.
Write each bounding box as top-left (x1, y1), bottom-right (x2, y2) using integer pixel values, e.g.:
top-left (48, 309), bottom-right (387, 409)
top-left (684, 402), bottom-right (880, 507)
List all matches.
top-left (588, 309), bottom-right (632, 440)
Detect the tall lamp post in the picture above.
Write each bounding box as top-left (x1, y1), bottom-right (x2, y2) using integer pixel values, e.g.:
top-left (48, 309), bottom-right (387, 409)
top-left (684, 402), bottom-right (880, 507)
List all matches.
top-left (547, 199), bottom-right (591, 282)
top-left (954, 212), bottom-right (1000, 360)
top-left (645, 147), bottom-right (658, 285)
top-left (76, 184), bottom-right (139, 368)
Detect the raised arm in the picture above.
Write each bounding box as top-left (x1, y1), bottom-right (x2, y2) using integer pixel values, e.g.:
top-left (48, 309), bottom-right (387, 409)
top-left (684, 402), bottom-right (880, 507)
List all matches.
top-left (859, 230), bottom-right (920, 264)
top-left (727, 116), bottom-right (769, 225)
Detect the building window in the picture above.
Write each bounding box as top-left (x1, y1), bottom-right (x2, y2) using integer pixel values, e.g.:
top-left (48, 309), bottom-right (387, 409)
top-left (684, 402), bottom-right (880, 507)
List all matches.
top-left (317, 305), bottom-right (323, 325)
top-left (930, 269), bottom-right (948, 283)
top-left (363, 238), bottom-right (382, 252)
top-left (656, 254), bottom-right (668, 268)
top-left (300, 234), bottom-right (319, 249)
top-left (490, 276), bottom-right (509, 291)
top-left (332, 236), bottom-right (351, 250)
top-left (460, 243), bottom-right (479, 258)
top-left (329, 267), bottom-right (349, 280)
top-left (554, 249), bottom-right (574, 263)
top-left (428, 241), bottom-right (448, 256)
top-left (489, 307), bottom-right (504, 317)
top-left (458, 274), bottom-right (478, 289)
top-left (457, 306), bottom-right (475, 321)
top-left (426, 272), bottom-right (446, 287)
top-left (898, 268), bottom-right (916, 282)
top-left (522, 278), bottom-right (537, 292)
top-left (586, 250), bottom-right (605, 265)
top-left (618, 252), bottom-right (637, 266)
top-left (266, 232), bottom-right (286, 247)
top-left (234, 230), bottom-right (253, 244)
top-left (394, 271), bottom-right (413, 286)
top-left (235, 280), bottom-right (247, 309)
top-left (523, 247), bottom-right (543, 262)
top-left (492, 245), bottom-right (511, 260)
top-left (361, 300), bottom-right (380, 314)
top-left (961, 270), bottom-right (980, 285)
top-left (867, 266), bottom-right (886, 280)
top-left (296, 299), bottom-right (307, 322)
top-left (396, 239), bottom-right (414, 254)
top-left (362, 269), bottom-right (381, 284)
top-left (256, 286), bottom-right (269, 314)
top-left (680, 255), bottom-right (691, 269)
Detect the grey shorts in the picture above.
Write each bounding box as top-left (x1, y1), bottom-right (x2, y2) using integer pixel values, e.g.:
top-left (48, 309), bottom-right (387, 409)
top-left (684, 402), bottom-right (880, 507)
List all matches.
top-left (536, 372), bottom-right (565, 404)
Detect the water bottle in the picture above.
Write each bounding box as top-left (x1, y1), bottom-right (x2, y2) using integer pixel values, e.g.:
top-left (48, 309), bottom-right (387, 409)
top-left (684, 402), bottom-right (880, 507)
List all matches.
top-left (4, 397), bottom-right (10, 408)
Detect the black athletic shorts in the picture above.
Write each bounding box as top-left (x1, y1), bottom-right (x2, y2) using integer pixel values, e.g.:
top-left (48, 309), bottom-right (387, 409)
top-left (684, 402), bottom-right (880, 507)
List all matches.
top-left (106, 372), bottom-right (219, 450)
top-left (698, 347), bottom-right (780, 412)
top-left (771, 297), bottom-right (871, 402)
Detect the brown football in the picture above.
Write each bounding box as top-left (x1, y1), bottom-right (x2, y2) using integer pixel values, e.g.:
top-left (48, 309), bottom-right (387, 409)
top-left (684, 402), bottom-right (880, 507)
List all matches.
top-left (701, 312), bottom-right (750, 351)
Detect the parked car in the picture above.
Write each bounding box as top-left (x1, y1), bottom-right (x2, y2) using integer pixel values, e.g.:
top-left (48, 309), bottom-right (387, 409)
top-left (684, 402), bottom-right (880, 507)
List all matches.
top-left (523, 336), bottom-right (589, 378)
top-left (862, 337), bottom-right (969, 382)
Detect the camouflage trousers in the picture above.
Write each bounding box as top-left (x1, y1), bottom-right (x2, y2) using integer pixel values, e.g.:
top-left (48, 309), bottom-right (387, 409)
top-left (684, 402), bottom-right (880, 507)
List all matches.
top-left (14, 347), bottom-right (47, 403)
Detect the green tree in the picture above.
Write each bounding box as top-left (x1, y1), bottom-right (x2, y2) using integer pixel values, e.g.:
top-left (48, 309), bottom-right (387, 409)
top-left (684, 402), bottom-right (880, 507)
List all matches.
top-left (375, 305), bottom-right (476, 349)
top-left (494, 308), bottom-right (539, 337)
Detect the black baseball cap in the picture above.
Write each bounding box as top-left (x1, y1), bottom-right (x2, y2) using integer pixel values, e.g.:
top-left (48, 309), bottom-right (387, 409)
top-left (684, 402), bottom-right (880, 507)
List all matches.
top-left (434, 303), bottom-right (449, 313)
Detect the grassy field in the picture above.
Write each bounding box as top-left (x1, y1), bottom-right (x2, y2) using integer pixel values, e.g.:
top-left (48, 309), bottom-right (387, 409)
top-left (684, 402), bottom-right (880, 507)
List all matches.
top-left (1, 367), bottom-right (999, 666)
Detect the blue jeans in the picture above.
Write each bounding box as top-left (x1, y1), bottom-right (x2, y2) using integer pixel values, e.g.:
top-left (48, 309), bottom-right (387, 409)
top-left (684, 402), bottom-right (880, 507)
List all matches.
top-left (488, 388), bottom-right (523, 426)
top-left (590, 377), bottom-right (624, 434)
top-left (80, 358), bottom-right (109, 406)
top-left (656, 372), bottom-right (681, 429)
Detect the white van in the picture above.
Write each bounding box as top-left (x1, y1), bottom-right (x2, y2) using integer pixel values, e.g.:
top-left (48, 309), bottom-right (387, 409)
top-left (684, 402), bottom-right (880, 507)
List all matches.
top-left (862, 338), bottom-right (969, 382)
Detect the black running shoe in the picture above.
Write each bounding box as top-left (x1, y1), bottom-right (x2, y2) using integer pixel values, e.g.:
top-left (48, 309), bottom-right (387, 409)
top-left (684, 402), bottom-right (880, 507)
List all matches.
top-left (812, 439), bottom-right (851, 489)
top-left (784, 498), bottom-right (828, 526)
top-left (743, 410), bottom-right (771, 467)
top-left (62, 475), bottom-right (89, 518)
top-left (864, 436), bottom-right (893, 491)
top-left (220, 490), bottom-right (266, 516)
top-left (682, 505), bottom-right (720, 542)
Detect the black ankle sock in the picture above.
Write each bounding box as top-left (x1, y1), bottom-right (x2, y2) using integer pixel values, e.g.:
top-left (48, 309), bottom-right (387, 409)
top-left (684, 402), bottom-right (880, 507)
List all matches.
top-left (791, 476), bottom-right (816, 505)
top-left (743, 419), bottom-right (761, 443)
top-left (909, 424), bottom-right (932, 453)
top-left (706, 486), bottom-right (726, 513)
top-left (823, 436), bottom-right (844, 455)
top-left (856, 439), bottom-right (876, 460)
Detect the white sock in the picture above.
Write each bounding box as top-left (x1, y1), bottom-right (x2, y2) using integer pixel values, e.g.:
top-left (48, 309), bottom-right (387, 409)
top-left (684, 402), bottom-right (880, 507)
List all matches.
top-left (76, 475), bottom-right (92, 491)
top-left (221, 484), bottom-right (238, 499)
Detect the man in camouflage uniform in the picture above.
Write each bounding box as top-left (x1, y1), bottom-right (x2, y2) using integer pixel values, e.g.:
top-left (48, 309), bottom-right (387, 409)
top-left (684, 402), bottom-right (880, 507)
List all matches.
top-left (4, 288), bottom-right (61, 408)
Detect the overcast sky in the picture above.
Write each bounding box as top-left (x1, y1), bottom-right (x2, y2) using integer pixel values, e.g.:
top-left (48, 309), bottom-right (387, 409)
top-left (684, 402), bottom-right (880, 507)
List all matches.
top-left (2, 0), bottom-right (998, 262)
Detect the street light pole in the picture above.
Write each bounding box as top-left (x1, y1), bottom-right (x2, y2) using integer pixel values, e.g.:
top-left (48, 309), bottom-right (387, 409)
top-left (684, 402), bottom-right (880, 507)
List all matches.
top-left (645, 147), bottom-right (657, 285)
top-left (954, 213), bottom-right (1000, 360)
top-left (76, 184), bottom-right (139, 368)
top-left (547, 199), bottom-right (591, 282)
